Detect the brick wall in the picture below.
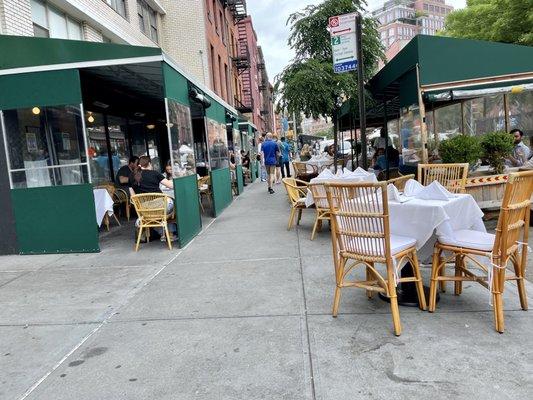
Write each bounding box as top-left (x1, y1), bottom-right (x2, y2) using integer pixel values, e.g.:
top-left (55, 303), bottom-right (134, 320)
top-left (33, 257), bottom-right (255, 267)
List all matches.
top-left (82, 21), bottom-right (103, 42)
top-left (159, 0), bottom-right (209, 87)
top-left (0, 0), bottom-right (34, 36)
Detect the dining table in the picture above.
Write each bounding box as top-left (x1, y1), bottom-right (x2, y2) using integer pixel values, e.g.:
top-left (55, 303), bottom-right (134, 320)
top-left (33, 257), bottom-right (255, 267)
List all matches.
top-left (93, 188), bottom-right (115, 227)
top-left (305, 155), bottom-right (334, 170)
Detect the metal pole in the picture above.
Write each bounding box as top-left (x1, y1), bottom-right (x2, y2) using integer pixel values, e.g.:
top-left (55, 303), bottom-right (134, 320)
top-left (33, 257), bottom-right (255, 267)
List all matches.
top-left (350, 112), bottom-right (354, 171)
top-left (383, 98), bottom-right (389, 180)
top-left (416, 63), bottom-right (429, 164)
top-left (356, 14), bottom-right (367, 169)
top-left (333, 106), bottom-right (338, 173)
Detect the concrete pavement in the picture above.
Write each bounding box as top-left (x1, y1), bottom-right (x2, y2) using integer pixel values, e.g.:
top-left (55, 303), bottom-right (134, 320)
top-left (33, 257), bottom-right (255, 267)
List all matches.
top-left (1, 180), bottom-right (533, 399)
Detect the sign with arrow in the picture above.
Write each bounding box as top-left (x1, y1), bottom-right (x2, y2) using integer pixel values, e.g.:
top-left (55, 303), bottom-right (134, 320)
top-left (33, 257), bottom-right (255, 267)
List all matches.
top-left (329, 13), bottom-right (357, 74)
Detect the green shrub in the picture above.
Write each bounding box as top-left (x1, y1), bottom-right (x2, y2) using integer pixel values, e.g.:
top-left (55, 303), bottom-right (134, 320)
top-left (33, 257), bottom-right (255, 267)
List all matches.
top-left (480, 131), bottom-right (514, 174)
top-left (439, 135), bottom-right (482, 166)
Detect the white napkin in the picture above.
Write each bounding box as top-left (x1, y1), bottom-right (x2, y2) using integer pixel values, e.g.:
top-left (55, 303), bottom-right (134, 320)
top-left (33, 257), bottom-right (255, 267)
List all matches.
top-left (387, 183), bottom-right (401, 202)
top-left (403, 179), bottom-right (424, 197)
top-left (316, 168), bottom-right (334, 179)
top-left (415, 181), bottom-right (454, 201)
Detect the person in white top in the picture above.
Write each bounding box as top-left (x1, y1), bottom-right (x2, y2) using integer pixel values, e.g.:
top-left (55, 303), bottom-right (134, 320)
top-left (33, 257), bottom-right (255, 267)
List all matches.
top-left (257, 135), bottom-right (267, 182)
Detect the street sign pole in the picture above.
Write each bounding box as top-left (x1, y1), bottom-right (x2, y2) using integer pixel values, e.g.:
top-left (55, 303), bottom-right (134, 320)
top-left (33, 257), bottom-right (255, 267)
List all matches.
top-left (355, 13), bottom-right (367, 169)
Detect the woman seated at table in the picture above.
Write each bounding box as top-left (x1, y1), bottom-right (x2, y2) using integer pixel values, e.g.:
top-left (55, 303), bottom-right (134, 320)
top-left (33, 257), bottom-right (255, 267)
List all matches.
top-left (300, 144), bottom-right (311, 161)
top-left (130, 156), bottom-right (177, 241)
top-left (373, 145), bottom-right (400, 170)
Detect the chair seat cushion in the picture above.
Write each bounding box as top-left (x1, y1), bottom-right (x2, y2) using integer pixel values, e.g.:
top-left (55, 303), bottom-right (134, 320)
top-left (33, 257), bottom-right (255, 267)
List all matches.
top-left (390, 235), bottom-right (417, 255)
top-left (438, 229), bottom-right (495, 251)
top-left (296, 197), bottom-right (306, 205)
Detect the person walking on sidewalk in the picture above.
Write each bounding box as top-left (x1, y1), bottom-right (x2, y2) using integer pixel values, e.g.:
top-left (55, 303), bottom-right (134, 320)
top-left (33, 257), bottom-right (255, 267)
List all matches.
top-left (261, 133), bottom-right (279, 194)
top-left (280, 137), bottom-right (292, 178)
top-left (257, 136), bottom-right (267, 182)
top-left (273, 134), bottom-right (283, 184)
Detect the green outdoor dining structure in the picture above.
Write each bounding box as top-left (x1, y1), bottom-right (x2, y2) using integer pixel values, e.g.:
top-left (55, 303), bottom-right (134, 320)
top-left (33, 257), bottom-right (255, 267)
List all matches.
top-left (0, 35), bottom-right (258, 255)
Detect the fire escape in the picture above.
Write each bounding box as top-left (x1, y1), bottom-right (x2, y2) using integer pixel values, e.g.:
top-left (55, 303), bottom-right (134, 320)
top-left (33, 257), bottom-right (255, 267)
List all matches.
top-left (232, 6), bottom-right (254, 114)
top-left (257, 62), bottom-right (270, 118)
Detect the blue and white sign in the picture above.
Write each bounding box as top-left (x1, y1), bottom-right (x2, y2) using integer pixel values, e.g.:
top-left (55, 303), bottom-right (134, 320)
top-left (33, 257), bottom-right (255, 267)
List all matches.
top-left (329, 13), bottom-right (357, 74)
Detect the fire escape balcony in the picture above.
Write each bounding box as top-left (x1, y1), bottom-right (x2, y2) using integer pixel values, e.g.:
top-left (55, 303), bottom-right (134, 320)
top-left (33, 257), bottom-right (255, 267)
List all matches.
top-left (234, 95), bottom-right (253, 114)
top-left (232, 41), bottom-right (251, 73)
top-left (226, 0), bottom-right (247, 23)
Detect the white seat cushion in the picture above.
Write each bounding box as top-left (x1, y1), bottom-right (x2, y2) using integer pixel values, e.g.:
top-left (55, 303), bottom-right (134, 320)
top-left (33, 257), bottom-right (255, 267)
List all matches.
top-left (390, 235), bottom-right (417, 255)
top-left (296, 197), bottom-right (306, 205)
top-left (438, 229), bottom-right (495, 251)
top-left (343, 234), bottom-right (416, 256)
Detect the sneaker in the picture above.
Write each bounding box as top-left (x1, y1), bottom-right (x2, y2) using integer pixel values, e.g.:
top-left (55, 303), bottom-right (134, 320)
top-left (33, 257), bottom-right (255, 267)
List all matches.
top-left (268, 188), bottom-right (275, 194)
top-left (160, 234), bottom-right (178, 243)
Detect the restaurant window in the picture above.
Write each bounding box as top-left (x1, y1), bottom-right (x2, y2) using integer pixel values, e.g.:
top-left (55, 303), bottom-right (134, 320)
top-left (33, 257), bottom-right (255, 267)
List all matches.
top-left (104, 0), bottom-right (127, 19)
top-left (399, 106), bottom-right (422, 165)
top-left (2, 105), bottom-right (89, 188)
top-left (166, 99), bottom-right (195, 176)
top-left (137, 0), bottom-right (158, 43)
top-left (30, 0), bottom-right (82, 40)
top-left (509, 90), bottom-right (533, 142)
top-left (207, 119), bottom-right (229, 170)
top-left (387, 119), bottom-right (400, 149)
top-left (435, 103), bottom-right (462, 140)
top-left (463, 94), bottom-right (505, 136)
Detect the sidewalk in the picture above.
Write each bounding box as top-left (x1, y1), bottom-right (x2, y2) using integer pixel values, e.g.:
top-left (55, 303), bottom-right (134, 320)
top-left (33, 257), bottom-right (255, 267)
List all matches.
top-left (1, 180), bottom-right (533, 399)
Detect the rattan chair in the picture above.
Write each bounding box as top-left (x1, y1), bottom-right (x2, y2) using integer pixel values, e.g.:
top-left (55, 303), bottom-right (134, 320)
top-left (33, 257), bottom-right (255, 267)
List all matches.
top-left (325, 181), bottom-right (427, 336)
top-left (308, 182), bottom-right (331, 240)
top-left (429, 170), bottom-right (533, 333)
top-left (293, 161), bottom-right (318, 182)
top-left (282, 177), bottom-right (310, 230)
top-left (113, 187), bottom-right (131, 221)
top-left (130, 193), bottom-right (174, 251)
top-left (417, 163), bottom-right (469, 193)
top-left (377, 168), bottom-right (401, 181)
top-left (198, 175), bottom-right (211, 212)
top-left (387, 174), bottom-right (415, 192)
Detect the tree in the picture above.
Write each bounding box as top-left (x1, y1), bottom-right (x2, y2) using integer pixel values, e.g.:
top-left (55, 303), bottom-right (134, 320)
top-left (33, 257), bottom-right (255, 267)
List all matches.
top-left (274, 0), bottom-right (384, 121)
top-left (443, 0), bottom-right (533, 46)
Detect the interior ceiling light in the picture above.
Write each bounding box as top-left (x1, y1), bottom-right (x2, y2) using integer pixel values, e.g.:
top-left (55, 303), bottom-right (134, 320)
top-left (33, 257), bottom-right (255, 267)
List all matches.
top-left (93, 101), bottom-right (109, 109)
top-left (32, 107), bottom-right (41, 115)
top-left (134, 112), bottom-right (146, 117)
top-left (146, 124), bottom-right (156, 130)
top-left (87, 113), bottom-right (95, 123)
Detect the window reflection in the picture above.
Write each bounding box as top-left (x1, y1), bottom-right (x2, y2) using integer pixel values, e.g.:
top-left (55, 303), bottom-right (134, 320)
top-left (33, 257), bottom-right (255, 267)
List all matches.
top-left (207, 118), bottom-right (229, 170)
top-left (3, 105), bottom-right (88, 188)
top-left (399, 107), bottom-right (421, 165)
top-left (167, 100), bottom-right (195, 176)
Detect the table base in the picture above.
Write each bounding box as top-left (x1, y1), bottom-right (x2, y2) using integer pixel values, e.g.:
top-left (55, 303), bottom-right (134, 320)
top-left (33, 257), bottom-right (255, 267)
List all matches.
top-left (378, 285), bottom-right (439, 307)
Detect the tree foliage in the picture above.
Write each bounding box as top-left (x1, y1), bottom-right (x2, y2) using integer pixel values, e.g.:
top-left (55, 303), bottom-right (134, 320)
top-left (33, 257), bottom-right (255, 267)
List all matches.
top-left (275, 0), bottom-right (384, 120)
top-left (443, 0), bottom-right (533, 46)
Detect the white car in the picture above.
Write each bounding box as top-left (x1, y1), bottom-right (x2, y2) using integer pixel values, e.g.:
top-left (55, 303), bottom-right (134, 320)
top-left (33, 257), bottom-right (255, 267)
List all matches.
top-left (320, 139), bottom-right (353, 155)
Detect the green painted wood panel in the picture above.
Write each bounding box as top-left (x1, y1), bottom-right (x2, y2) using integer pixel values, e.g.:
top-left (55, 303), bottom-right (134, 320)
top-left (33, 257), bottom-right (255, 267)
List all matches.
top-left (162, 63), bottom-right (190, 106)
top-left (205, 98), bottom-right (226, 124)
top-left (0, 69), bottom-right (82, 110)
top-left (11, 185), bottom-right (99, 254)
top-left (250, 160), bottom-right (256, 183)
top-left (173, 175), bottom-right (202, 247)
top-left (236, 165), bottom-right (244, 195)
top-left (210, 167), bottom-right (232, 217)
top-left (0, 35), bottom-right (161, 71)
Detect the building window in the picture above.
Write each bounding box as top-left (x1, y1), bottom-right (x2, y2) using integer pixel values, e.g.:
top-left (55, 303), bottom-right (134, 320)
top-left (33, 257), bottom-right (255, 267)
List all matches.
top-left (210, 45), bottom-right (217, 92)
top-left (206, 0), bottom-right (212, 21)
top-left (104, 0), bottom-right (126, 18)
top-left (30, 0), bottom-right (82, 40)
top-left (137, 0), bottom-right (158, 43)
top-left (213, 0), bottom-right (218, 33)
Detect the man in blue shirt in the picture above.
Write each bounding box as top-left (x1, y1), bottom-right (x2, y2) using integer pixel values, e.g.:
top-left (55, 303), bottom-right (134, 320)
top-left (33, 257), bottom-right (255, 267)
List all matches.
top-left (280, 137), bottom-right (292, 178)
top-left (261, 133), bottom-right (279, 194)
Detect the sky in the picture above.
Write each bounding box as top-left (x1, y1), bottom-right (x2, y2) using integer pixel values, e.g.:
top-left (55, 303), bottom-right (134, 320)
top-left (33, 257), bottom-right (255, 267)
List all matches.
top-left (246, 0), bottom-right (467, 81)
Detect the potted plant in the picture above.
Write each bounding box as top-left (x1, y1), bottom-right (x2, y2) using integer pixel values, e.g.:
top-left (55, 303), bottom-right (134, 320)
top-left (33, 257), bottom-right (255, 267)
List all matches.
top-left (438, 134), bottom-right (482, 169)
top-left (480, 131), bottom-right (514, 175)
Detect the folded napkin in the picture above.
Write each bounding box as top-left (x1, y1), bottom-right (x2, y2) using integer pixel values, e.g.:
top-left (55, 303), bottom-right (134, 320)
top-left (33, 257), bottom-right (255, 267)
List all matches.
top-left (316, 168), bottom-right (335, 179)
top-left (415, 181), bottom-right (454, 201)
top-left (403, 179), bottom-right (424, 197)
top-left (387, 183), bottom-right (401, 202)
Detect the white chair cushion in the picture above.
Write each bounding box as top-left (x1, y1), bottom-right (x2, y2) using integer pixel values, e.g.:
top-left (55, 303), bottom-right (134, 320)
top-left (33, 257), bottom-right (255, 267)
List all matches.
top-left (438, 229), bottom-right (495, 251)
top-left (296, 197), bottom-right (306, 205)
top-left (390, 235), bottom-right (417, 255)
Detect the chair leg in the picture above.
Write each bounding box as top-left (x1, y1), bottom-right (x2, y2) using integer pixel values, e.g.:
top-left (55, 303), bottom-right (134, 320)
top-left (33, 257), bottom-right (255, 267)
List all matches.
top-left (135, 227), bottom-right (143, 252)
top-left (493, 267), bottom-right (506, 333)
top-left (454, 254), bottom-right (463, 296)
top-left (512, 253), bottom-right (528, 311)
top-left (287, 208), bottom-right (296, 230)
top-left (297, 209), bottom-right (303, 225)
top-left (332, 258), bottom-right (346, 317)
top-left (389, 284), bottom-right (402, 336)
top-left (429, 248), bottom-right (441, 312)
top-left (439, 255), bottom-right (446, 293)
top-left (410, 251), bottom-right (427, 311)
top-left (164, 224), bottom-right (172, 250)
top-left (310, 213), bottom-right (320, 240)
top-left (366, 263), bottom-right (374, 299)
top-left (126, 204), bottom-right (130, 221)
top-left (113, 214), bottom-right (121, 227)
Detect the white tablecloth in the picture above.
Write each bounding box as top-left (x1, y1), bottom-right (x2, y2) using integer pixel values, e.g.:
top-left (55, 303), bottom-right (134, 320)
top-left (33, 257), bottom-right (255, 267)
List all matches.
top-left (305, 173), bottom-right (378, 207)
top-left (305, 156), bottom-right (333, 169)
top-left (388, 194), bottom-right (485, 261)
top-left (93, 189), bottom-right (114, 227)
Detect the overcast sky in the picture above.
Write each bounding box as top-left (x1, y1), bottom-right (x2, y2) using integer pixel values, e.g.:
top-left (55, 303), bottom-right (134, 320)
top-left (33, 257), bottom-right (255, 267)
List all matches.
top-left (246, 0), bottom-right (466, 81)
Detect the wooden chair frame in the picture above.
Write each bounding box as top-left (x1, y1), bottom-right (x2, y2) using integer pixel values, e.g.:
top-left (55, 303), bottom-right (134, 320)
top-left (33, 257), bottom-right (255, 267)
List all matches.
top-left (130, 193), bottom-right (174, 251)
top-left (325, 181), bottom-right (426, 336)
top-left (282, 178), bottom-right (311, 230)
top-left (387, 174), bottom-right (415, 192)
top-left (95, 184), bottom-right (122, 231)
top-left (113, 187), bottom-right (131, 221)
top-left (293, 161), bottom-right (318, 182)
top-left (308, 182), bottom-right (331, 240)
top-left (418, 163), bottom-right (469, 193)
top-left (198, 176), bottom-right (212, 212)
top-left (428, 170), bottom-right (533, 333)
